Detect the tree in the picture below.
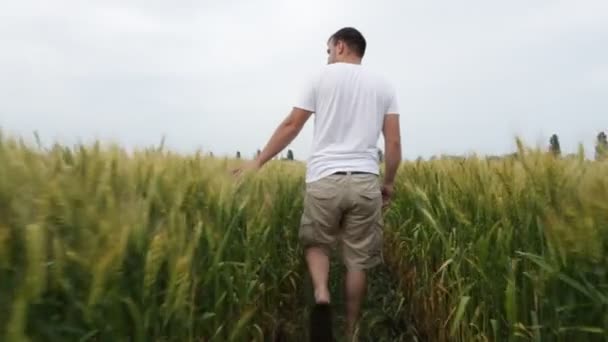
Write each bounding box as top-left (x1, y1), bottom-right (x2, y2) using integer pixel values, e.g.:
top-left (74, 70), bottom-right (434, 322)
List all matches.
top-left (549, 134), bottom-right (561, 156)
top-left (236, 151), bottom-right (241, 159)
top-left (256, 149), bottom-right (261, 158)
top-left (287, 149), bottom-right (294, 161)
top-left (596, 131), bottom-right (607, 161)
top-left (377, 149), bottom-right (384, 163)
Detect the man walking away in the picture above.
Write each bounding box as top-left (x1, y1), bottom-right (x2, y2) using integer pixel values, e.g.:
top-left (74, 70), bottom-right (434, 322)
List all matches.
top-left (237, 27), bottom-right (402, 341)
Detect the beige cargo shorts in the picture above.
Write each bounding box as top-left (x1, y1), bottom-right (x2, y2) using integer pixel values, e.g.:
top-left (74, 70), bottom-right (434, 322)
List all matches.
top-left (299, 172), bottom-right (384, 271)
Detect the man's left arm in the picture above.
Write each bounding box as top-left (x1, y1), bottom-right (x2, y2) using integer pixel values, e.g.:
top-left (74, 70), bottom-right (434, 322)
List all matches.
top-left (253, 107), bottom-right (312, 168)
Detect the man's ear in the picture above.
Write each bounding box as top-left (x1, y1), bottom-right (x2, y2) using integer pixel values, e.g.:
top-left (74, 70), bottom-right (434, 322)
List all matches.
top-left (337, 40), bottom-right (345, 55)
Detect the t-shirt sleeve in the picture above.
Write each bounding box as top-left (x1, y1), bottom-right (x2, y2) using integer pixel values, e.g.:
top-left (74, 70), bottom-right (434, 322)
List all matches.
top-left (293, 73), bottom-right (319, 112)
top-left (386, 84), bottom-right (400, 115)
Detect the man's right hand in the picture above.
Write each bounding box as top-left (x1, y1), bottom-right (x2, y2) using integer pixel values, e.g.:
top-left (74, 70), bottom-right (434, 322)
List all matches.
top-left (231, 160), bottom-right (262, 177)
top-left (381, 183), bottom-right (394, 209)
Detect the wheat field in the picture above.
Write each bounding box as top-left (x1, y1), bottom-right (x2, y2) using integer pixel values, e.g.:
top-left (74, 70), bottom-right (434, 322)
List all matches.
top-left (1, 132), bottom-right (607, 341)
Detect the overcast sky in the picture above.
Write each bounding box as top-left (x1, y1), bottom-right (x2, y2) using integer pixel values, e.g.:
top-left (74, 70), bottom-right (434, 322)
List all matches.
top-left (1, 0), bottom-right (607, 159)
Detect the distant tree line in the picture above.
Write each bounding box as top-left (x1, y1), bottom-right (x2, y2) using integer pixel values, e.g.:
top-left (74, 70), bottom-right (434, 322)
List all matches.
top-left (210, 131), bottom-right (608, 162)
top-left (549, 134), bottom-right (561, 156)
top-left (227, 148), bottom-right (387, 163)
top-left (596, 131), bottom-right (607, 161)
top-left (549, 131), bottom-right (607, 161)
top-left (232, 149), bottom-right (296, 161)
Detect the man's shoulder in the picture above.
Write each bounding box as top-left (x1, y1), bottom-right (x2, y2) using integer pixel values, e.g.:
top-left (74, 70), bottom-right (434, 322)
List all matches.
top-left (366, 68), bottom-right (397, 94)
top-left (320, 64), bottom-right (387, 82)
top-left (315, 63), bottom-right (344, 77)
top-left (362, 67), bottom-right (394, 87)
top-left (308, 64), bottom-right (396, 93)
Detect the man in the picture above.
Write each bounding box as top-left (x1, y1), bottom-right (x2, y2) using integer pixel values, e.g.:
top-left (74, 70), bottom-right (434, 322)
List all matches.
top-left (237, 27), bottom-right (401, 340)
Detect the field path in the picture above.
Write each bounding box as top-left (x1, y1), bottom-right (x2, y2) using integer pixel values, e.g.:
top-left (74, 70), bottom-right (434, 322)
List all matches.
top-left (279, 258), bottom-right (415, 341)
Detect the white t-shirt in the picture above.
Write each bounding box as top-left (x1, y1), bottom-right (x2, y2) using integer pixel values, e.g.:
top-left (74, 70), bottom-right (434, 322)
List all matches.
top-left (294, 62), bottom-right (400, 183)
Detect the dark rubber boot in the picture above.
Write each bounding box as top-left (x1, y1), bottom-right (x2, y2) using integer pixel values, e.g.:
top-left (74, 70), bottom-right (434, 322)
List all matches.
top-left (310, 303), bottom-right (333, 342)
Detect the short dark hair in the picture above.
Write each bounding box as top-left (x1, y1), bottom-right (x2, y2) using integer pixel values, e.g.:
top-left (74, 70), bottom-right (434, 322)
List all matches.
top-left (329, 27), bottom-right (367, 58)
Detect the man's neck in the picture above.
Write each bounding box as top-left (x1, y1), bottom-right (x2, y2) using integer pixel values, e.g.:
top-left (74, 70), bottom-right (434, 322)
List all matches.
top-left (337, 56), bottom-right (362, 65)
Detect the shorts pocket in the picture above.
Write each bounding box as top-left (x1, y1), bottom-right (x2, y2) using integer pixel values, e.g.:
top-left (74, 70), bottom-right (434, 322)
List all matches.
top-left (306, 180), bottom-right (339, 201)
top-left (308, 189), bottom-right (337, 200)
top-left (370, 221), bottom-right (383, 256)
top-left (365, 220), bottom-right (384, 267)
top-left (356, 189), bottom-right (382, 214)
top-left (298, 215), bottom-right (315, 246)
top-left (359, 190), bottom-right (381, 200)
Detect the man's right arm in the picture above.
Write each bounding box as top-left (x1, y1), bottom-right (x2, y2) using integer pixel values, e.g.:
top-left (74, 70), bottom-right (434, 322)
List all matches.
top-left (382, 114), bottom-right (402, 204)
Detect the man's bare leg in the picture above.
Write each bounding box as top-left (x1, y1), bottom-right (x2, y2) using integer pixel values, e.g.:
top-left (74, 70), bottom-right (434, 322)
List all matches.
top-left (345, 269), bottom-right (367, 339)
top-left (305, 247), bottom-right (331, 303)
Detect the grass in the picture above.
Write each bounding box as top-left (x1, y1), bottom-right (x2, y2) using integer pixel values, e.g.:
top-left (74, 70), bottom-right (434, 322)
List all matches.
top-left (383, 142), bottom-right (608, 341)
top-left (1, 132), bottom-right (607, 341)
top-left (0, 133), bottom-right (306, 341)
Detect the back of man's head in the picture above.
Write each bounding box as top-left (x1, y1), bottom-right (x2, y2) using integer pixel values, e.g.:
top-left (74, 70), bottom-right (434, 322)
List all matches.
top-left (329, 27), bottom-right (367, 58)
